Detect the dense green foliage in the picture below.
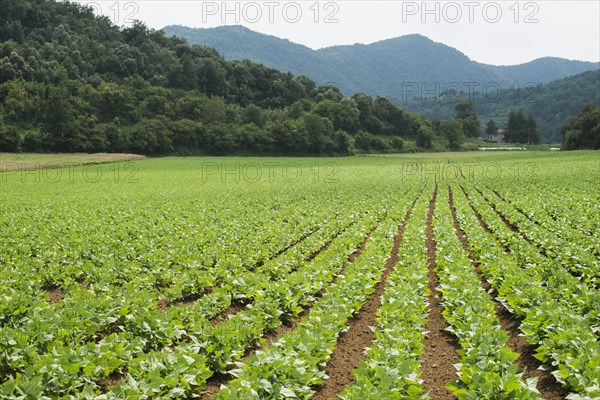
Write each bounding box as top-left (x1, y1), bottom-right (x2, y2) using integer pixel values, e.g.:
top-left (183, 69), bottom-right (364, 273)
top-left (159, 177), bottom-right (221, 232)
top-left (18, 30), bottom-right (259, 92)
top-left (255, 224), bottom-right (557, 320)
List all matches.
top-left (0, 0), bottom-right (426, 155)
top-left (165, 25), bottom-right (599, 101)
top-left (454, 101), bottom-right (480, 138)
top-left (402, 70), bottom-right (600, 143)
top-left (561, 103), bottom-right (600, 150)
top-left (504, 109), bottom-right (540, 144)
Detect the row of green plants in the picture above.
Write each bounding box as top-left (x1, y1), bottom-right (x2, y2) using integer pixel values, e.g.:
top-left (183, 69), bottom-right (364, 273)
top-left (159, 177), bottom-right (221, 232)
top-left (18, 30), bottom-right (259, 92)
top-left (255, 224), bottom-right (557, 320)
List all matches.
top-left (489, 184), bottom-right (599, 258)
top-left (0, 188), bottom-right (366, 375)
top-left (462, 185), bottom-right (599, 320)
top-left (337, 189), bottom-right (430, 399)
top-left (452, 184), bottom-right (599, 398)
top-left (477, 187), bottom-right (599, 286)
top-left (213, 189), bottom-right (418, 399)
top-left (1, 191), bottom-right (399, 398)
top-left (434, 186), bottom-right (539, 398)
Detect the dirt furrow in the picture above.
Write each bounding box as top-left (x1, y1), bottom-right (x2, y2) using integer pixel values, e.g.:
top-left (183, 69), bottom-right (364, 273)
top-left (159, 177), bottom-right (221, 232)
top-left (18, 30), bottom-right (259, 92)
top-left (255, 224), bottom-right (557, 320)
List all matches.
top-left (474, 188), bottom-right (521, 233)
top-left (200, 215), bottom-right (387, 399)
top-left (43, 285), bottom-right (65, 304)
top-left (305, 221), bottom-right (356, 263)
top-left (459, 186), bottom-right (492, 234)
top-left (259, 227), bottom-right (319, 267)
top-left (421, 184), bottom-right (460, 400)
top-left (311, 204), bottom-right (416, 399)
top-left (448, 187), bottom-right (568, 400)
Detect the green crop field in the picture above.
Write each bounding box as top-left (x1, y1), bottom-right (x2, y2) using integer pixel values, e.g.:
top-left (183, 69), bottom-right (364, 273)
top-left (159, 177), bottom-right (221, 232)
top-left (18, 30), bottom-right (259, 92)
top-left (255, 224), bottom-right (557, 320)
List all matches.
top-left (0, 152), bottom-right (598, 399)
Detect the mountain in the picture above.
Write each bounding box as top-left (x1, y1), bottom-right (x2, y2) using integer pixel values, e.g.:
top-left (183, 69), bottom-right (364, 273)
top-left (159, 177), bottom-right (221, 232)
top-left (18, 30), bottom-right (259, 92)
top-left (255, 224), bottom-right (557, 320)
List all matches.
top-left (163, 25), bottom-right (600, 100)
top-left (400, 70), bottom-right (600, 143)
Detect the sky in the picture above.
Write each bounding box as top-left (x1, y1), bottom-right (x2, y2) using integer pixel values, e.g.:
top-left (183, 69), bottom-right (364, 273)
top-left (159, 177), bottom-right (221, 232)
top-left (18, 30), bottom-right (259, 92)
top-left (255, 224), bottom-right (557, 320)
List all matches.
top-left (74, 1), bottom-right (600, 66)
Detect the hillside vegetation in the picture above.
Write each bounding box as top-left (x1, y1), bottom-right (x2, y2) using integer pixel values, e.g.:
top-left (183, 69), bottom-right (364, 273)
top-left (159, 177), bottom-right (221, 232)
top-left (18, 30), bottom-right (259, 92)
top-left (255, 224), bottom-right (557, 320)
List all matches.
top-left (0, 0), bottom-right (427, 155)
top-left (401, 70), bottom-right (600, 143)
top-left (165, 25), bottom-right (599, 101)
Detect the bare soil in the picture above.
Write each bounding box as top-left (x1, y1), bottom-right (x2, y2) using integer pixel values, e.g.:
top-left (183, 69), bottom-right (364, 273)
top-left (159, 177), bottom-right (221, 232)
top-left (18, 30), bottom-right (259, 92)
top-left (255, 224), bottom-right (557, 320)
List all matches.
top-left (311, 207), bottom-right (415, 399)
top-left (45, 287), bottom-right (65, 304)
top-left (421, 184), bottom-right (460, 400)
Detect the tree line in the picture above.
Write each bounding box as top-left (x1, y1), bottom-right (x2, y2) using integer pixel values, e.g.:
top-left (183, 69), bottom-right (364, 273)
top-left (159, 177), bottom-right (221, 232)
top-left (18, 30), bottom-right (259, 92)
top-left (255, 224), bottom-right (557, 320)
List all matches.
top-left (1, 1), bottom-right (595, 154)
top-left (400, 70), bottom-right (600, 144)
top-left (561, 103), bottom-right (600, 150)
top-left (0, 0), bottom-right (425, 155)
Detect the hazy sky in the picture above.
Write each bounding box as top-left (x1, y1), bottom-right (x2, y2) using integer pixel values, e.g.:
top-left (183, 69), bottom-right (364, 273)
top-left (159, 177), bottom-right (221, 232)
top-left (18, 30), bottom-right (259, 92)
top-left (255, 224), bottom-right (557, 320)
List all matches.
top-left (76, 1), bottom-right (600, 66)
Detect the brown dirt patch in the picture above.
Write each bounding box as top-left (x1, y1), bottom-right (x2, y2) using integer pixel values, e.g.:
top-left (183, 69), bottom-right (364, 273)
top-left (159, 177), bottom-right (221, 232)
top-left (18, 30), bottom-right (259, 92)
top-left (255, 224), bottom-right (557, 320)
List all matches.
top-left (422, 184), bottom-right (460, 400)
top-left (156, 299), bottom-right (170, 313)
top-left (46, 287), bottom-right (65, 304)
top-left (97, 369), bottom-right (126, 393)
top-left (209, 299), bottom-right (251, 326)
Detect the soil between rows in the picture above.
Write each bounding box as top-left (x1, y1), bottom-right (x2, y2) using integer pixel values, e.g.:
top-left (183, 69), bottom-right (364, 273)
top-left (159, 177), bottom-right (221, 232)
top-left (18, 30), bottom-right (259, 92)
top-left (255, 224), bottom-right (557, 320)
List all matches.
top-left (200, 215), bottom-right (386, 399)
top-left (421, 184), bottom-right (460, 400)
top-left (311, 202), bottom-right (417, 399)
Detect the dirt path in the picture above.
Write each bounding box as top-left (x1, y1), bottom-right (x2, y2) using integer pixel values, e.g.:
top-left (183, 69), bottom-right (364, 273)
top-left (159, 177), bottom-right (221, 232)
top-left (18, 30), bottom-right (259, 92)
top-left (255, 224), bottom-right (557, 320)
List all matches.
top-left (421, 184), bottom-right (460, 400)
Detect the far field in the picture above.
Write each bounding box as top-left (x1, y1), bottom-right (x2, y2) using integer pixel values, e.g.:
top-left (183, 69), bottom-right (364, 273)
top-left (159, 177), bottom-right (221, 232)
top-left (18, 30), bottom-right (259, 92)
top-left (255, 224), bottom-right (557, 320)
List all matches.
top-left (0, 153), bottom-right (145, 172)
top-left (0, 152), bottom-right (598, 399)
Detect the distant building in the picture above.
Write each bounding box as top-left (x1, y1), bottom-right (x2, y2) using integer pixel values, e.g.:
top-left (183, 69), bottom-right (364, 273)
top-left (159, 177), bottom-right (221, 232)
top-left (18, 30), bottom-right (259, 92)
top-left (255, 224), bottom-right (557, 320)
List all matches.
top-left (488, 128), bottom-right (505, 143)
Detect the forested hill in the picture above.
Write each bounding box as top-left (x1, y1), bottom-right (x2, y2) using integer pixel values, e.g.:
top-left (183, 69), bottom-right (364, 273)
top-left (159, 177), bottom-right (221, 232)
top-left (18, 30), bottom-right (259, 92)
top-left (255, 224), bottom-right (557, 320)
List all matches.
top-left (0, 0), bottom-right (423, 155)
top-left (164, 25), bottom-right (599, 100)
top-left (400, 70), bottom-right (600, 143)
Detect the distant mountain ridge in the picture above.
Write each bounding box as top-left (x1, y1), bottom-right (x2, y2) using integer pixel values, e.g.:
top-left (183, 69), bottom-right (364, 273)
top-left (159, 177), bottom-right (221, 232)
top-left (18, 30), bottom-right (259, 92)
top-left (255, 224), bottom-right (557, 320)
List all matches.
top-left (163, 25), bottom-right (599, 100)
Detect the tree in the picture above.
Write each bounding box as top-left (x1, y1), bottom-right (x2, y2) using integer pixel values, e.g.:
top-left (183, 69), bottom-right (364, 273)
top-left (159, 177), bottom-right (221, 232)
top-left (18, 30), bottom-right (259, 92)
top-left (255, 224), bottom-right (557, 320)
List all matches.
top-left (373, 97), bottom-right (409, 136)
top-left (505, 110), bottom-right (539, 144)
top-left (416, 125), bottom-right (433, 149)
top-left (314, 99), bottom-right (360, 134)
top-left (455, 101), bottom-right (474, 120)
top-left (561, 103), bottom-right (600, 150)
top-left (0, 0), bottom-right (443, 157)
top-left (455, 101), bottom-right (480, 137)
top-left (243, 104), bottom-right (266, 127)
top-left (352, 92), bottom-right (384, 134)
top-left (526, 115), bottom-right (540, 144)
top-left (485, 119), bottom-right (498, 139)
top-left (0, 123), bottom-right (21, 152)
top-left (441, 119), bottom-right (464, 150)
